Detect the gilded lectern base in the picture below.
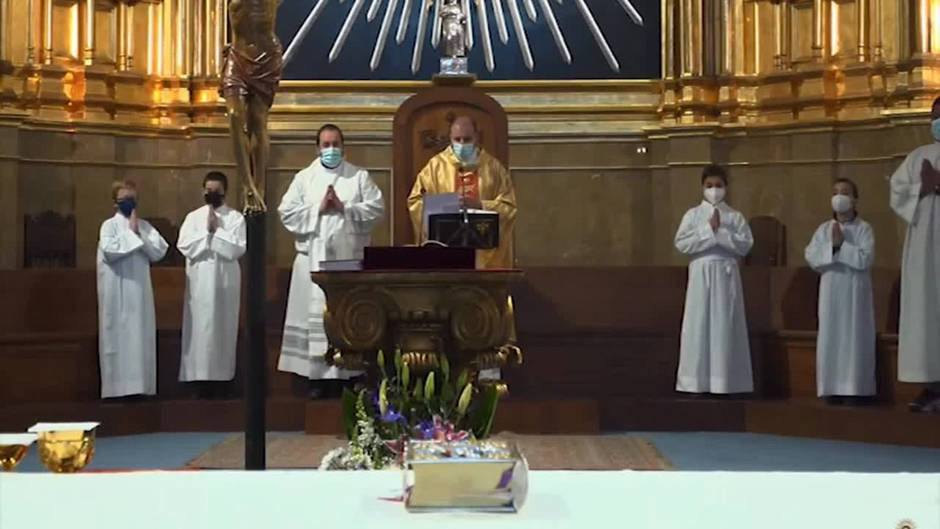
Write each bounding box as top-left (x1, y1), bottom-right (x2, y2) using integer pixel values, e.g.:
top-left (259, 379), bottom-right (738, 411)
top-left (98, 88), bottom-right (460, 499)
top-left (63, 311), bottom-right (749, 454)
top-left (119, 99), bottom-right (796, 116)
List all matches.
top-left (312, 270), bottom-right (523, 388)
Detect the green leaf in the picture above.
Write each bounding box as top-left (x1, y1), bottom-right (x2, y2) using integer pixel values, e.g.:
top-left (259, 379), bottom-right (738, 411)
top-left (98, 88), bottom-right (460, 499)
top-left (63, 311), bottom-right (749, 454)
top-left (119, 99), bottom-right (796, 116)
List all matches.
top-left (378, 379), bottom-right (389, 416)
top-left (456, 369), bottom-right (469, 392)
top-left (456, 382), bottom-right (473, 416)
top-left (377, 350), bottom-right (386, 374)
top-left (341, 388), bottom-right (359, 440)
top-left (425, 371), bottom-right (436, 399)
top-left (440, 354), bottom-right (450, 382)
top-left (440, 382), bottom-right (455, 410)
top-left (470, 384), bottom-right (500, 439)
top-left (413, 376), bottom-right (424, 400)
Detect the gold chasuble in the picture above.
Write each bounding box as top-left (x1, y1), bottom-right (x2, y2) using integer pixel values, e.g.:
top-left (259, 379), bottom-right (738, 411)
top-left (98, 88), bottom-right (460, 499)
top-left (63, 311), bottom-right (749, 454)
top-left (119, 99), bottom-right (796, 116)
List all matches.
top-left (408, 147), bottom-right (517, 269)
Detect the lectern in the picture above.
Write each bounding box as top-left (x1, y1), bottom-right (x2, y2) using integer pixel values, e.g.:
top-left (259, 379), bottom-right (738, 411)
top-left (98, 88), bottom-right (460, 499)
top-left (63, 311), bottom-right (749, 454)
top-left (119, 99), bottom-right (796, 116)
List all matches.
top-left (312, 247), bottom-right (522, 391)
top-left (428, 211), bottom-right (499, 251)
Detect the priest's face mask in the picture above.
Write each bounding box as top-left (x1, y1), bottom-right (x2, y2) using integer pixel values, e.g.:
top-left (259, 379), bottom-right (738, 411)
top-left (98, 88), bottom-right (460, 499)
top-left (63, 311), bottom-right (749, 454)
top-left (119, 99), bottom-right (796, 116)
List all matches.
top-left (450, 118), bottom-right (479, 164)
top-left (318, 128), bottom-right (345, 169)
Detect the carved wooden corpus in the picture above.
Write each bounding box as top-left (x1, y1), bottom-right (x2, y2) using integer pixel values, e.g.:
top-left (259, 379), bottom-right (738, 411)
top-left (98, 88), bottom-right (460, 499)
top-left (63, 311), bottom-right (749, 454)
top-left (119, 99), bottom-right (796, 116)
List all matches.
top-left (313, 270), bottom-right (522, 387)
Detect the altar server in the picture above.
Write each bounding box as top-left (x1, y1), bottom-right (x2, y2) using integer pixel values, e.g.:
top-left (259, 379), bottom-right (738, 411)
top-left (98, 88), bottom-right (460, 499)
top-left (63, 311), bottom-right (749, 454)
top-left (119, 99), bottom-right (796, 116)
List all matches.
top-left (97, 180), bottom-right (168, 398)
top-left (177, 171), bottom-right (246, 387)
top-left (804, 178), bottom-right (876, 401)
top-left (890, 96), bottom-right (940, 412)
top-left (675, 165), bottom-right (754, 394)
top-left (277, 124), bottom-right (384, 398)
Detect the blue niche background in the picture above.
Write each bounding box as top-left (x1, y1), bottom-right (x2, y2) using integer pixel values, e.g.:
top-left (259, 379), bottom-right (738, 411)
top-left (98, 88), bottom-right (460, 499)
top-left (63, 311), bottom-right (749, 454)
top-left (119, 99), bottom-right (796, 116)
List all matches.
top-left (276, 0), bottom-right (661, 80)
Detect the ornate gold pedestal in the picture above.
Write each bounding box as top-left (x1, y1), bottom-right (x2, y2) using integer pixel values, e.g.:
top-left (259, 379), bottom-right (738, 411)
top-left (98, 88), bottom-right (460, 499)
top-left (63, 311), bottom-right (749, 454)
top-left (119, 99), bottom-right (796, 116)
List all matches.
top-left (312, 270), bottom-right (523, 389)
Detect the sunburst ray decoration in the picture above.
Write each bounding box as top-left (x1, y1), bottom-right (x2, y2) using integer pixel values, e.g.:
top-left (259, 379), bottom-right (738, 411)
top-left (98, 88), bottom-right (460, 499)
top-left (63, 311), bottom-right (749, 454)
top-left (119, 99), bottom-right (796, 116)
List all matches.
top-left (281, 0), bottom-right (644, 75)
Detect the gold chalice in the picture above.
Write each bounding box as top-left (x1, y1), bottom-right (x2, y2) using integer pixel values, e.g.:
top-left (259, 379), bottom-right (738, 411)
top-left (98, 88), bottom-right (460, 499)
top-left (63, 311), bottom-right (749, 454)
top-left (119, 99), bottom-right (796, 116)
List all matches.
top-left (28, 422), bottom-right (99, 473)
top-left (0, 433), bottom-right (37, 471)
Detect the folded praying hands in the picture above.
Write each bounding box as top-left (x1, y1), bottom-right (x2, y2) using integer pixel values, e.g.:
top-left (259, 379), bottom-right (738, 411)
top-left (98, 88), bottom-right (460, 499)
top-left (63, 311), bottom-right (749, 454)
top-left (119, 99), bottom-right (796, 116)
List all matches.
top-left (920, 159), bottom-right (940, 198)
top-left (320, 185), bottom-right (344, 214)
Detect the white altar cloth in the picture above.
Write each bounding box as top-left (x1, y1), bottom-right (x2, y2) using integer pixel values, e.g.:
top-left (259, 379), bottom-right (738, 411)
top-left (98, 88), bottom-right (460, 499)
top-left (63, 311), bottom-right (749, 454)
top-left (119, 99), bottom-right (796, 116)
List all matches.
top-left (1, 470), bottom-right (938, 529)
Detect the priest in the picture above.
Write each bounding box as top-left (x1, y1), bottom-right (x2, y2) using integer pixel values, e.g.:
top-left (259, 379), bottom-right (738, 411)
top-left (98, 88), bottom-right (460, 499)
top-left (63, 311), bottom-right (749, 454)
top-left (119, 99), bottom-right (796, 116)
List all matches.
top-left (277, 124), bottom-right (385, 398)
top-left (177, 171), bottom-right (246, 396)
top-left (407, 115), bottom-right (517, 269)
top-left (408, 115), bottom-right (518, 380)
top-left (96, 180), bottom-right (169, 399)
top-left (889, 96), bottom-right (940, 412)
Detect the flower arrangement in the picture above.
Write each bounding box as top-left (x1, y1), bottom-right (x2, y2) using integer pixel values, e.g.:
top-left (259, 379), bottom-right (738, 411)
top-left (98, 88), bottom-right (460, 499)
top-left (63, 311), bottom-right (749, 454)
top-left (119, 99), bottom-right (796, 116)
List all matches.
top-left (319, 349), bottom-right (501, 471)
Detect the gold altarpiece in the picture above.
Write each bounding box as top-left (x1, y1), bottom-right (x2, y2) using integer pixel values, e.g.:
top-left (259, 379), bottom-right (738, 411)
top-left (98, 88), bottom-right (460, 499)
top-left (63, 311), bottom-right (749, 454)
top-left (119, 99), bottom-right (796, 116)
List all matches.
top-left (661, 0), bottom-right (940, 123)
top-left (3, 1), bottom-right (940, 272)
top-left (0, 0), bottom-right (229, 123)
top-left (2, 1), bottom-right (939, 123)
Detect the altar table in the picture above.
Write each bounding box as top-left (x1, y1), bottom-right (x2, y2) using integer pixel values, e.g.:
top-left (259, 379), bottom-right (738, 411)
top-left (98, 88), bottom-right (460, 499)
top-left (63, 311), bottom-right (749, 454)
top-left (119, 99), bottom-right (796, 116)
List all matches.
top-left (1, 470), bottom-right (938, 529)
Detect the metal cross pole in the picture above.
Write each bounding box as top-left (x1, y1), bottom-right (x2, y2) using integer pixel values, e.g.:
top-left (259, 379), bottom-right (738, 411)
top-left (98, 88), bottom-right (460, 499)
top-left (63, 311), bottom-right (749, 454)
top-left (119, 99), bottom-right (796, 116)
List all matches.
top-left (244, 209), bottom-right (266, 470)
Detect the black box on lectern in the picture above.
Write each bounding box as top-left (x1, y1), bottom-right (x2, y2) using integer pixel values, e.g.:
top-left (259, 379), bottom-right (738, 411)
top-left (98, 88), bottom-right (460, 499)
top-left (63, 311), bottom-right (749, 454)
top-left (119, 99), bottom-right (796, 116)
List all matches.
top-left (428, 212), bottom-right (499, 250)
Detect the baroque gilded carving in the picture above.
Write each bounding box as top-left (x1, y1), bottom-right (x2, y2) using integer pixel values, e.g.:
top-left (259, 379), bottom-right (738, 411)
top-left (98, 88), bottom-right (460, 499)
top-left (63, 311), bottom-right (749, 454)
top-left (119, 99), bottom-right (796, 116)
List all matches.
top-left (314, 270), bottom-right (522, 388)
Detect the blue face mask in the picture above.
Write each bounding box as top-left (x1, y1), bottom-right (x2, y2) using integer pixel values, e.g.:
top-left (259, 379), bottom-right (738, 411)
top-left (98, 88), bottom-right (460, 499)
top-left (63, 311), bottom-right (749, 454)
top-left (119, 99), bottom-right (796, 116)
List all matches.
top-left (452, 142), bottom-right (477, 164)
top-left (931, 118), bottom-right (940, 142)
top-left (116, 198), bottom-right (136, 217)
top-left (321, 147), bottom-right (343, 169)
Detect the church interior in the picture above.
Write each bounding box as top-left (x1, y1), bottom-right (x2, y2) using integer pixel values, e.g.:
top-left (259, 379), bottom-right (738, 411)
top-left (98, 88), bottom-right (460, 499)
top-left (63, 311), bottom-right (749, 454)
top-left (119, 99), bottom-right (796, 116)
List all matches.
top-left (2, 0), bottom-right (940, 527)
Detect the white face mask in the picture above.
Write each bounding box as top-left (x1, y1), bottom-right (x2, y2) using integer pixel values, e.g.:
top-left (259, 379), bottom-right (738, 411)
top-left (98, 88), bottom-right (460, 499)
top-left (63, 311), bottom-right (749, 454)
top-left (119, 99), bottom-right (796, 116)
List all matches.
top-left (831, 194), bottom-right (853, 214)
top-left (704, 187), bottom-right (725, 205)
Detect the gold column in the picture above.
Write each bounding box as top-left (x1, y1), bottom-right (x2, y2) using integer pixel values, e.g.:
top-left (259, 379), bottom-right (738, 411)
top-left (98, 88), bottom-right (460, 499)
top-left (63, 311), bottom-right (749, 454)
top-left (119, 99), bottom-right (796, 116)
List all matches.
top-left (162, 0), bottom-right (173, 75)
top-left (215, 0), bottom-right (226, 73)
top-left (720, 0), bottom-right (730, 74)
top-left (931, 0), bottom-right (940, 54)
top-left (781, 0), bottom-right (790, 68)
top-left (117, 1), bottom-right (127, 70)
top-left (693, 0), bottom-right (702, 75)
top-left (915, 0), bottom-right (929, 56)
top-left (857, 0), bottom-right (869, 61)
top-left (203, 0), bottom-right (213, 75)
top-left (193, 0), bottom-right (203, 76)
top-left (749, 0), bottom-right (759, 74)
top-left (126, 2), bottom-right (133, 69)
top-left (680, 0), bottom-right (702, 76)
top-left (42, 0), bottom-right (52, 64)
top-left (812, 0), bottom-right (827, 60)
top-left (731, 0), bottom-right (745, 75)
top-left (872, 0), bottom-right (882, 60)
top-left (83, 0), bottom-right (95, 64)
top-left (0, 0), bottom-right (6, 62)
top-left (26, 0), bottom-right (36, 63)
top-left (146, 1), bottom-right (154, 74)
top-left (773, 0), bottom-right (783, 68)
top-left (180, 0), bottom-right (190, 76)
top-left (156, 1), bottom-right (164, 75)
top-left (220, 0), bottom-right (227, 47)
top-left (707, 0), bottom-right (720, 75)
top-left (679, 0), bottom-right (689, 75)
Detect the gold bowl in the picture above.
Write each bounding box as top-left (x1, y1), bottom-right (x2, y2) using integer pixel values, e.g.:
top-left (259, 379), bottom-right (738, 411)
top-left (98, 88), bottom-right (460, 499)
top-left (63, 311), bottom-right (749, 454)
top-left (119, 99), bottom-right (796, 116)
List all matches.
top-left (0, 433), bottom-right (38, 471)
top-left (29, 423), bottom-right (99, 473)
